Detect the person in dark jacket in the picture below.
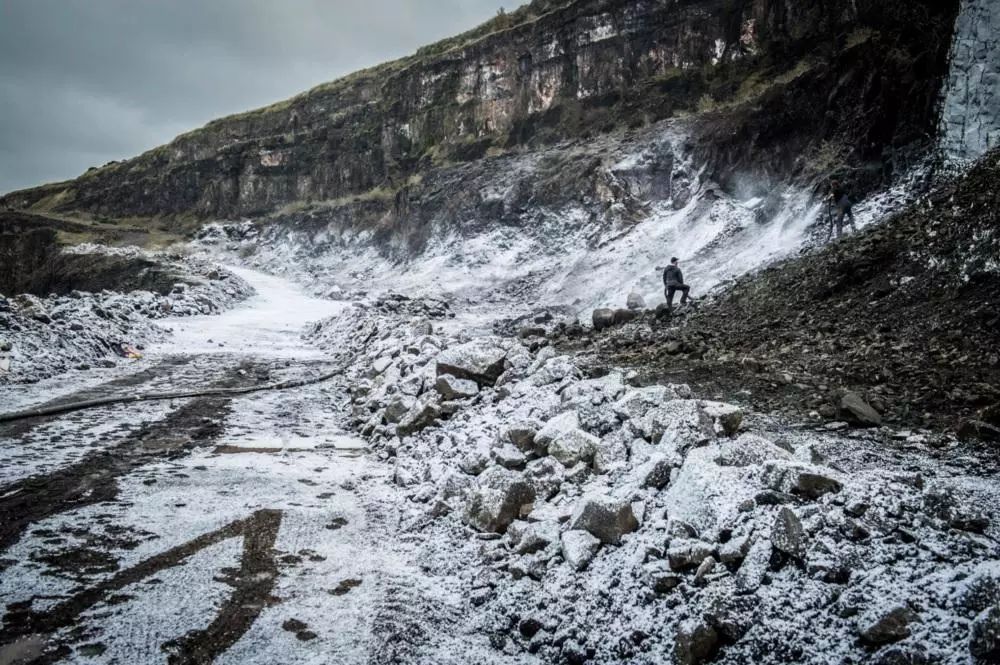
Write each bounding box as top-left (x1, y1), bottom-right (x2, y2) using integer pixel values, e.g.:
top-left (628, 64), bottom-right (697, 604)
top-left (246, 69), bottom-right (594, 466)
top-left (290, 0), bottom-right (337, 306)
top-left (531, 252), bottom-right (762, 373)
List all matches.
top-left (663, 257), bottom-right (691, 311)
top-left (828, 179), bottom-right (857, 239)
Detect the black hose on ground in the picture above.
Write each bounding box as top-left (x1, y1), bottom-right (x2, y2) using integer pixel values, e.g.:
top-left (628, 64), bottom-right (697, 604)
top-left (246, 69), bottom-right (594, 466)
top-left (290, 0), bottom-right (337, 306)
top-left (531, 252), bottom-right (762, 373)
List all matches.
top-left (0, 368), bottom-right (344, 424)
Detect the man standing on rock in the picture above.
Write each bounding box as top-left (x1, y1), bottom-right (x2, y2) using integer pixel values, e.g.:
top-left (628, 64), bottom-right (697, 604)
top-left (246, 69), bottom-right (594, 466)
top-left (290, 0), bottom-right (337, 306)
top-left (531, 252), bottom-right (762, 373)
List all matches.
top-left (827, 179), bottom-right (857, 239)
top-left (663, 257), bottom-right (691, 312)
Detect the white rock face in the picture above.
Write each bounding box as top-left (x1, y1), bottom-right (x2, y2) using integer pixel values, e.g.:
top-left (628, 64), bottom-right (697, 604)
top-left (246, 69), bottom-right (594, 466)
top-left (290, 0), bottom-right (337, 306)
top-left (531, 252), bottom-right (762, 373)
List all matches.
top-left (940, 0), bottom-right (1000, 162)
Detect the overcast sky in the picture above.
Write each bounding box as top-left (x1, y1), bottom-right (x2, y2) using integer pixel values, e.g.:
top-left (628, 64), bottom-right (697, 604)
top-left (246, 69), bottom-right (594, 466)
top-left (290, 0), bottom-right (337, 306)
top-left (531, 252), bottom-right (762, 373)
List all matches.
top-left (0, 0), bottom-right (507, 194)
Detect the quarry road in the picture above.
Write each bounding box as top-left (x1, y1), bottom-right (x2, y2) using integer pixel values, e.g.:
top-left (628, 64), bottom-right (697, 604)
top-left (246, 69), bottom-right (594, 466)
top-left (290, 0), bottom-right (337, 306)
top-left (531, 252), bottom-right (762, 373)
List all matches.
top-left (0, 268), bottom-right (489, 665)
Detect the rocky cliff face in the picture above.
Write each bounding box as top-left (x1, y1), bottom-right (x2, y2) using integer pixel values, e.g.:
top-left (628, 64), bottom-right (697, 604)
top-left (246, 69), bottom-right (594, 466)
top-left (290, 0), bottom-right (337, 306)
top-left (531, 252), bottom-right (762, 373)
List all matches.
top-left (1, 0), bottom-right (960, 223)
top-left (940, 0), bottom-right (1000, 162)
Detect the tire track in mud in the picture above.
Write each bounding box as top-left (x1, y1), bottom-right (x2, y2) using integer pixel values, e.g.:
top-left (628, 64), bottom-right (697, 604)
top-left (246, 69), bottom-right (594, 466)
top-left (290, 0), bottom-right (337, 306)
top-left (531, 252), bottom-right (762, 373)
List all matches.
top-left (1, 510), bottom-right (283, 665)
top-left (0, 396), bottom-right (232, 557)
top-left (0, 357), bottom-right (197, 440)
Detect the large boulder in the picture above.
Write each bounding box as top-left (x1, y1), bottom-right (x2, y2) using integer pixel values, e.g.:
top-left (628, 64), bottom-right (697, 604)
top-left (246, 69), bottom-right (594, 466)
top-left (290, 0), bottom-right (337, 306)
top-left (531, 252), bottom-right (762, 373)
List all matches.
top-left (567, 495), bottom-right (639, 545)
top-left (838, 391), bottom-right (883, 427)
top-left (462, 466), bottom-right (537, 534)
top-left (592, 308), bottom-right (615, 331)
top-left (613, 309), bottom-right (638, 326)
top-left (436, 339), bottom-right (509, 387)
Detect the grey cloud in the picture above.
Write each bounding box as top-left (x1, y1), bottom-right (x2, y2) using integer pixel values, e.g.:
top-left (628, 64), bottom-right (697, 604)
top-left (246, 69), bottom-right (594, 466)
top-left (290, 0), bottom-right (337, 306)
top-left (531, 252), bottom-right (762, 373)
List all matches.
top-left (0, 0), bottom-right (507, 193)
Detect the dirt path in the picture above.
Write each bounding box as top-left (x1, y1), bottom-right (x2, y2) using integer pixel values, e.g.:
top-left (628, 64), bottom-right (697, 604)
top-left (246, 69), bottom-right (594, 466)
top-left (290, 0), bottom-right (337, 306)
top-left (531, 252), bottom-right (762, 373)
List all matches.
top-left (0, 268), bottom-right (476, 665)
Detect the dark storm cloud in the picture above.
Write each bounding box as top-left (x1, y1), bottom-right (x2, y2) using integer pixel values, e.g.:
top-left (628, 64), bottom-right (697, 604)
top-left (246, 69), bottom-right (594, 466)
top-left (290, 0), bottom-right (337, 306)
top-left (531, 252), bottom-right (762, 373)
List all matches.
top-left (0, 0), bottom-right (507, 193)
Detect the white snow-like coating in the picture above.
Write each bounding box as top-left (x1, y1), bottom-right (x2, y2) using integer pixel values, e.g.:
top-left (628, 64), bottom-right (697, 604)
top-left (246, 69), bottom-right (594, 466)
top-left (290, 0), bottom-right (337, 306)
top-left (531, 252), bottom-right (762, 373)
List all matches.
top-left (150, 266), bottom-right (348, 358)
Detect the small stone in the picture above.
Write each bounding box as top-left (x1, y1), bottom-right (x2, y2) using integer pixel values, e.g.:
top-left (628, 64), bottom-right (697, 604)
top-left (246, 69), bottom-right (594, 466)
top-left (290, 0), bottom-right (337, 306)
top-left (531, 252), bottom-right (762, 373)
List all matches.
top-left (700, 401), bottom-right (744, 436)
top-left (561, 530), bottom-right (601, 571)
top-left (667, 540), bottom-right (715, 571)
top-left (693, 556), bottom-right (717, 584)
top-left (772, 507), bottom-right (806, 559)
top-left (859, 606), bottom-right (916, 645)
top-left (627, 292), bottom-right (647, 310)
top-left (644, 561), bottom-right (683, 593)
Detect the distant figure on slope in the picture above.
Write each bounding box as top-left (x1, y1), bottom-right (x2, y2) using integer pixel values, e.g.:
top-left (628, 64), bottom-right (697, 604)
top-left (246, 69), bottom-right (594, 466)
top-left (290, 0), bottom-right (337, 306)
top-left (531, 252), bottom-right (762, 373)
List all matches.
top-left (663, 257), bottom-right (691, 312)
top-left (827, 179), bottom-right (857, 239)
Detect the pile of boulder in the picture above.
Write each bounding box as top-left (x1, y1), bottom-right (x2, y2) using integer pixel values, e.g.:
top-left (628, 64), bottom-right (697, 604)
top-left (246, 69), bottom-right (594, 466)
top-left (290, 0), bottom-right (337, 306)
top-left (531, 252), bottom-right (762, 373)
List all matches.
top-left (320, 298), bottom-right (1000, 664)
top-left (0, 253), bottom-right (252, 385)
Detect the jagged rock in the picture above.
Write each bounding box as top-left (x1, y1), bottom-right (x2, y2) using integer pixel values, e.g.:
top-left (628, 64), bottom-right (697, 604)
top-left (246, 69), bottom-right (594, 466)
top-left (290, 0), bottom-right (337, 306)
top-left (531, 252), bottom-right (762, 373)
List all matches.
top-left (459, 448), bottom-right (491, 476)
top-left (504, 420), bottom-right (542, 453)
top-left (764, 462), bottom-right (843, 499)
top-left (667, 539), bottom-right (715, 571)
top-left (526, 355), bottom-right (581, 387)
top-left (435, 374), bottom-right (479, 400)
top-left (548, 428), bottom-right (600, 467)
top-left (674, 620), bottom-right (719, 665)
top-left (612, 385), bottom-right (692, 422)
top-left (772, 507), bottom-right (806, 558)
top-left (493, 444), bottom-right (527, 470)
top-left (838, 391), bottom-right (883, 427)
top-left (699, 401), bottom-right (744, 436)
top-left (516, 521), bottom-right (560, 555)
top-left (509, 552), bottom-right (547, 580)
top-left (635, 453), bottom-right (676, 490)
top-left (693, 556), bottom-right (717, 584)
top-left (384, 395), bottom-right (417, 424)
top-left (567, 495), bottom-right (639, 545)
top-left (462, 466), bottom-right (537, 534)
top-left (644, 561), bottom-right (683, 593)
top-left (735, 538), bottom-right (772, 593)
top-left (637, 399), bottom-right (715, 449)
top-left (713, 434), bottom-right (792, 467)
top-left (958, 419), bottom-right (1000, 443)
top-left (592, 308), bottom-right (615, 331)
top-left (859, 606), bottom-right (916, 645)
top-left (397, 393), bottom-right (442, 436)
top-left (561, 530), bottom-right (602, 571)
top-left (436, 339), bottom-right (509, 387)
top-left (627, 292), bottom-right (647, 310)
top-left (535, 411), bottom-right (580, 448)
top-left (524, 457), bottom-right (564, 500)
top-left (718, 535), bottom-right (751, 565)
top-left (593, 432), bottom-right (629, 474)
top-left (970, 605), bottom-right (1000, 661)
